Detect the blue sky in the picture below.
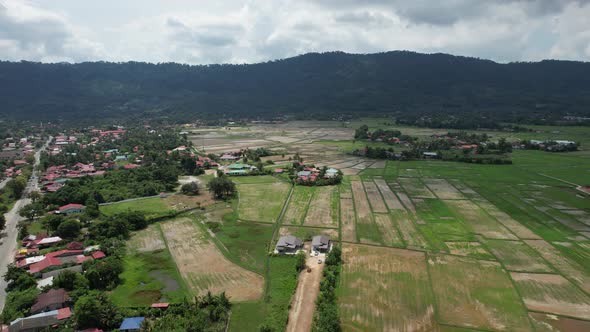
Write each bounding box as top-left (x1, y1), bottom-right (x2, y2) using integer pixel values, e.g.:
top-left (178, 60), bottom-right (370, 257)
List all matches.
top-left (1, 0), bottom-right (589, 64)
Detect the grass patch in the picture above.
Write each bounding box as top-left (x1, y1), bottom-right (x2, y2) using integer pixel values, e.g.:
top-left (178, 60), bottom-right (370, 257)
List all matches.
top-left (100, 197), bottom-right (172, 219)
top-left (110, 248), bottom-right (187, 307)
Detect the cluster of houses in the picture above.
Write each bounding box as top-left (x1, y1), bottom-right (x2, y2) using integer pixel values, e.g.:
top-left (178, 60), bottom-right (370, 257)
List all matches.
top-left (41, 164), bottom-right (108, 193)
top-left (7, 235), bottom-right (108, 331)
top-left (274, 235), bottom-right (332, 256)
top-left (296, 167), bottom-right (339, 182)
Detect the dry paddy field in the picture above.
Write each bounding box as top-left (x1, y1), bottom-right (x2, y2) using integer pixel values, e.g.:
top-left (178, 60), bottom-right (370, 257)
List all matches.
top-left (340, 185), bottom-right (357, 243)
top-left (362, 180), bottom-right (388, 213)
top-left (398, 177), bottom-right (436, 198)
top-left (282, 186), bottom-right (314, 225)
top-left (529, 312), bottom-right (590, 331)
top-left (236, 181), bottom-right (290, 223)
top-left (423, 178), bottom-right (465, 200)
top-left (511, 272), bottom-right (590, 320)
top-left (524, 239), bottom-right (590, 294)
top-left (351, 180), bottom-right (382, 245)
top-left (339, 244), bottom-right (439, 332)
top-left (428, 254), bottom-right (532, 331)
top-left (445, 241), bottom-right (494, 260)
top-left (160, 218), bottom-right (264, 301)
top-left (373, 178), bottom-right (405, 210)
top-left (127, 223), bottom-right (166, 253)
top-left (447, 199), bottom-right (518, 240)
top-left (484, 239), bottom-right (554, 273)
top-left (304, 186), bottom-right (338, 228)
top-left (476, 200), bottom-right (542, 239)
top-left (391, 209), bottom-right (428, 250)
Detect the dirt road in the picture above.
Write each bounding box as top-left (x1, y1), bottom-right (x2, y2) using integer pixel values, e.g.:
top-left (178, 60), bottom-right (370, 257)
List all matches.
top-left (286, 251), bottom-right (325, 332)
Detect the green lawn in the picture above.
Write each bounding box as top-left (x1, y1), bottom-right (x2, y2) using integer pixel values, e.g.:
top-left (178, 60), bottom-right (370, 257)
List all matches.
top-left (100, 197), bottom-right (172, 219)
top-left (228, 256), bottom-right (298, 332)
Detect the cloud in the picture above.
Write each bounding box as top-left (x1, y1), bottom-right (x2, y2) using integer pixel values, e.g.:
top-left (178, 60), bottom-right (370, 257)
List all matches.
top-left (0, 0), bottom-right (589, 64)
top-left (0, 0), bottom-right (101, 62)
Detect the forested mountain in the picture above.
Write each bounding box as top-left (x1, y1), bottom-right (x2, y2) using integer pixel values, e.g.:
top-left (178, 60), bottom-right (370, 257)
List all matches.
top-left (1, 51), bottom-right (589, 124)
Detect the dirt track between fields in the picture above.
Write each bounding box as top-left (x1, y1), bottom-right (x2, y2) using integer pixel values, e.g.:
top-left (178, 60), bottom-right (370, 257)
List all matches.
top-left (286, 248), bottom-right (324, 332)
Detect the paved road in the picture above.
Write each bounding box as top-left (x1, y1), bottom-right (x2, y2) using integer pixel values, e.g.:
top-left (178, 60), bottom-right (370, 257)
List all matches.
top-left (0, 137), bottom-right (50, 311)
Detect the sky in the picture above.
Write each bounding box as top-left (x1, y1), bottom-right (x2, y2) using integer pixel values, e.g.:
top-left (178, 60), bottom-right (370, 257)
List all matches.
top-left (0, 0), bottom-right (589, 64)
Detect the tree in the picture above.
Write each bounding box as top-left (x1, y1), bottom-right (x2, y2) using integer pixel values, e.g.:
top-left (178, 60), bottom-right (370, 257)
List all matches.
top-left (57, 219), bottom-right (81, 238)
top-left (41, 214), bottom-right (65, 232)
top-left (27, 191), bottom-right (41, 203)
top-left (18, 202), bottom-right (43, 221)
top-left (206, 177), bottom-right (236, 199)
top-left (85, 257), bottom-right (123, 290)
top-left (73, 291), bottom-right (121, 330)
top-left (295, 251), bottom-right (307, 271)
top-left (53, 270), bottom-right (88, 292)
top-left (181, 181), bottom-right (200, 195)
top-left (6, 177), bottom-right (26, 198)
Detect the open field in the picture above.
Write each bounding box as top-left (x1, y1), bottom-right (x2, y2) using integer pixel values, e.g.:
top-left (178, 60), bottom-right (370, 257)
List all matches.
top-left (399, 177), bottom-right (436, 198)
top-left (339, 244), bottom-right (439, 332)
top-left (484, 239), bottom-right (554, 273)
top-left (100, 197), bottom-right (172, 218)
top-left (303, 186), bottom-right (338, 228)
top-left (511, 272), bottom-right (590, 320)
top-left (351, 180), bottom-right (382, 244)
top-left (111, 224), bottom-right (187, 306)
top-left (373, 178), bottom-right (405, 209)
top-left (524, 239), bottom-right (590, 294)
top-left (428, 254), bottom-right (532, 331)
top-left (529, 312), bottom-right (590, 331)
top-left (363, 180), bottom-right (388, 213)
top-left (236, 178), bottom-right (290, 223)
top-left (282, 186), bottom-right (314, 225)
top-left (373, 213), bottom-right (404, 247)
top-left (447, 199), bottom-right (518, 240)
top-left (176, 120), bottom-right (590, 331)
top-left (423, 178), bottom-right (465, 200)
top-left (160, 218), bottom-right (264, 301)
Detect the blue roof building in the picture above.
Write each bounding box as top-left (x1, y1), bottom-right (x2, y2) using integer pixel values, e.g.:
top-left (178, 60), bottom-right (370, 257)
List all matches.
top-left (120, 317), bottom-right (145, 331)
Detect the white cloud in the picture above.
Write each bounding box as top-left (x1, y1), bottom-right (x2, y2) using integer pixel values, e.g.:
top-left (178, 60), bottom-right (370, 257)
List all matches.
top-left (0, 0), bottom-right (589, 64)
top-left (0, 0), bottom-right (102, 62)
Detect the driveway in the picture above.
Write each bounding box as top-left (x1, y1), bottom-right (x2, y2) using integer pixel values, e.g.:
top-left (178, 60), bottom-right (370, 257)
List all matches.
top-left (285, 246), bottom-right (325, 332)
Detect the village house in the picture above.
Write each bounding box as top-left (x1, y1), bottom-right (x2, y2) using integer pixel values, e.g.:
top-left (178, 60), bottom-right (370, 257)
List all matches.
top-left (325, 168), bottom-right (339, 178)
top-left (119, 317), bottom-right (145, 331)
top-left (57, 204), bottom-right (86, 215)
top-left (8, 307), bottom-right (71, 332)
top-left (275, 235), bottom-right (303, 254)
top-left (220, 153), bottom-right (240, 161)
top-left (311, 235), bottom-right (331, 254)
top-left (30, 288), bottom-right (70, 314)
top-left (27, 249), bottom-right (84, 274)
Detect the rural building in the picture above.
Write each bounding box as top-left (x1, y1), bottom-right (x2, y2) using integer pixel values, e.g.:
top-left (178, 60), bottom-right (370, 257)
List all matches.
top-left (325, 168), bottom-right (339, 178)
top-left (57, 204), bottom-right (86, 215)
top-left (8, 307), bottom-right (71, 332)
top-left (30, 288), bottom-right (70, 314)
top-left (311, 235), bottom-right (331, 253)
top-left (422, 152), bottom-right (439, 159)
top-left (275, 236), bottom-right (303, 254)
top-left (36, 276), bottom-right (54, 289)
top-left (220, 154), bottom-right (240, 161)
top-left (119, 317), bottom-right (145, 331)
